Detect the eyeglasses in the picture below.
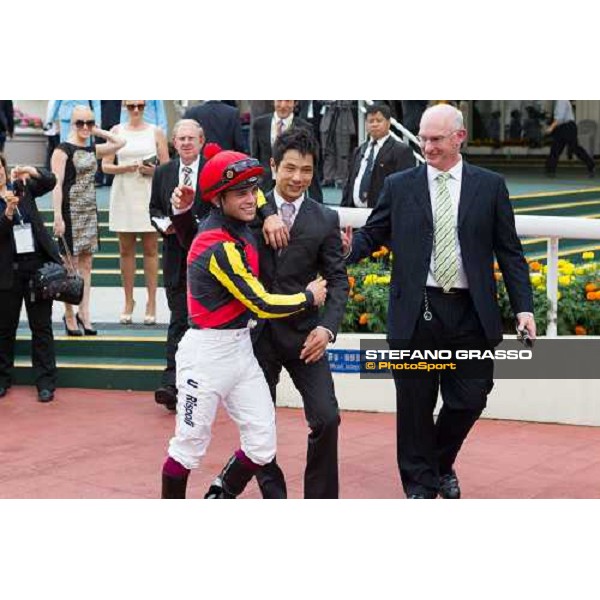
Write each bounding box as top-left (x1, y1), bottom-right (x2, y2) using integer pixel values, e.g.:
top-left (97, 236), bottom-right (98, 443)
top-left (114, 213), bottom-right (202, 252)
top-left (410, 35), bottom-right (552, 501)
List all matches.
top-left (416, 130), bottom-right (461, 146)
top-left (74, 120), bottom-right (95, 129)
top-left (126, 103), bottom-right (146, 111)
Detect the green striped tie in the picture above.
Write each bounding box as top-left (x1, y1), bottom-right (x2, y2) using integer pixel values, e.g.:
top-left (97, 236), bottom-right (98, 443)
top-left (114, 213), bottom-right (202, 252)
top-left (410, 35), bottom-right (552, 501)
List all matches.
top-left (434, 172), bottom-right (458, 292)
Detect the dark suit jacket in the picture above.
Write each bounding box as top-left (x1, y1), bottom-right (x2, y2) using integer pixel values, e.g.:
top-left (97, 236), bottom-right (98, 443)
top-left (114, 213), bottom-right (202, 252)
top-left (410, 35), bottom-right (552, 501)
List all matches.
top-left (0, 169), bottom-right (60, 290)
top-left (172, 192), bottom-right (349, 358)
top-left (0, 100), bottom-right (14, 136)
top-left (341, 136), bottom-right (416, 208)
top-left (183, 101), bottom-right (244, 151)
top-left (250, 191), bottom-right (348, 357)
top-left (251, 114), bottom-right (323, 202)
top-left (149, 157), bottom-right (207, 288)
top-left (349, 161), bottom-right (533, 346)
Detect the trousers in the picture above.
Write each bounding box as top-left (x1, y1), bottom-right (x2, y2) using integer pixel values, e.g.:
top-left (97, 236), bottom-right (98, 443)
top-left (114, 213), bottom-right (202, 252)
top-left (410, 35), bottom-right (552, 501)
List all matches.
top-left (168, 327), bottom-right (276, 470)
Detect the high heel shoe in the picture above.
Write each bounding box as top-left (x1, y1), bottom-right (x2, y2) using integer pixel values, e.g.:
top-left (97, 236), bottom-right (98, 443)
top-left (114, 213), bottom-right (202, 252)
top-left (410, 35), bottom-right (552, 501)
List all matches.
top-left (76, 314), bottom-right (97, 336)
top-left (120, 300), bottom-right (136, 325)
top-left (63, 315), bottom-right (83, 337)
top-left (144, 314), bottom-right (156, 326)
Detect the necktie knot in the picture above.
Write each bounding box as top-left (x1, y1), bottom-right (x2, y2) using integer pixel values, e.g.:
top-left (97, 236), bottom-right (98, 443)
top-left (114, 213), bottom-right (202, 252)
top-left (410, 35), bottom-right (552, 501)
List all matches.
top-left (436, 172), bottom-right (451, 183)
top-left (182, 166), bottom-right (193, 187)
top-left (277, 119), bottom-right (285, 136)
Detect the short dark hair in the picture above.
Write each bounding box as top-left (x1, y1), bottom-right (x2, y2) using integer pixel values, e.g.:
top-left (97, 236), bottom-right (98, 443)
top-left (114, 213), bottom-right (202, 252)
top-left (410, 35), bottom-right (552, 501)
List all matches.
top-left (366, 103), bottom-right (391, 120)
top-left (272, 127), bottom-right (318, 168)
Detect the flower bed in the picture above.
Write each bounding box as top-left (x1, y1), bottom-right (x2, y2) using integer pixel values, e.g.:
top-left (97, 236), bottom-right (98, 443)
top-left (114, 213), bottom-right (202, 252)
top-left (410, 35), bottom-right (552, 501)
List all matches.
top-left (342, 249), bottom-right (600, 336)
top-left (13, 107), bottom-right (44, 130)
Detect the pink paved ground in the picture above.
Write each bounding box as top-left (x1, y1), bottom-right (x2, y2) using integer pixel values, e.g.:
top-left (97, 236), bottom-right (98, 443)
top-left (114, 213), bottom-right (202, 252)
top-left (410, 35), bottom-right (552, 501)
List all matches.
top-left (2, 386), bottom-right (600, 499)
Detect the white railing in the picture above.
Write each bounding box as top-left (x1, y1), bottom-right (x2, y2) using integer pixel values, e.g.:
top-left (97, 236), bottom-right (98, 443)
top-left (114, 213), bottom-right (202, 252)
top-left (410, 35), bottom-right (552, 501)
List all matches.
top-left (334, 207), bottom-right (600, 337)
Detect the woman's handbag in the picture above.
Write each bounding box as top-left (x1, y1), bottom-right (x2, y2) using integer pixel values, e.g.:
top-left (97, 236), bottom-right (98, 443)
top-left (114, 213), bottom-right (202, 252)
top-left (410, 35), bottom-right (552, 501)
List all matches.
top-left (34, 237), bottom-right (84, 305)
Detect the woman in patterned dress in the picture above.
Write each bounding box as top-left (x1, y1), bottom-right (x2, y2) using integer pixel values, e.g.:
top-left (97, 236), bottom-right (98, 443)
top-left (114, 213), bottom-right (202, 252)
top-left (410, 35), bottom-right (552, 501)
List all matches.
top-left (102, 101), bottom-right (169, 325)
top-left (51, 105), bottom-right (126, 335)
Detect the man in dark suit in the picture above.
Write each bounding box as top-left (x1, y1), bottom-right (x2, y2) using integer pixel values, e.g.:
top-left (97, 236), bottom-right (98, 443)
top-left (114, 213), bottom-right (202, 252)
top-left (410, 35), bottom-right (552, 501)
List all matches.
top-left (170, 128), bottom-right (348, 497)
top-left (183, 101), bottom-right (244, 152)
top-left (251, 127), bottom-right (348, 498)
top-left (251, 101), bottom-right (323, 202)
top-left (0, 100), bottom-right (14, 152)
top-left (341, 103), bottom-right (416, 208)
top-left (343, 104), bottom-right (536, 499)
top-left (150, 119), bottom-right (208, 411)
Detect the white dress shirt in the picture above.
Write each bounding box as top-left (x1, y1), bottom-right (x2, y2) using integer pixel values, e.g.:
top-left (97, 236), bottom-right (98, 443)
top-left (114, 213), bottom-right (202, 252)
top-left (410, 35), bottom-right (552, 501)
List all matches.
top-left (273, 188), bottom-right (304, 228)
top-left (178, 156), bottom-right (200, 191)
top-left (426, 158), bottom-right (468, 289)
top-left (270, 114), bottom-right (294, 145)
top-left (352, 134), bottom-right (391, 207)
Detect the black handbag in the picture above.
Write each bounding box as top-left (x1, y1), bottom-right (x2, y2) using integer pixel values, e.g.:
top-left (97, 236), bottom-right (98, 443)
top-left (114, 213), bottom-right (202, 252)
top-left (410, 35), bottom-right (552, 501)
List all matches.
top-left (34, 237), bottom-right (84, 305)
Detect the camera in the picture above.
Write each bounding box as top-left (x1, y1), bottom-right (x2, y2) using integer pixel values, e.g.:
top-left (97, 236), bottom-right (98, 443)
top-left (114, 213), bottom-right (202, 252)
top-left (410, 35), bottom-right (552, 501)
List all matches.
top-left (7, 179), bottom-right (25, 197)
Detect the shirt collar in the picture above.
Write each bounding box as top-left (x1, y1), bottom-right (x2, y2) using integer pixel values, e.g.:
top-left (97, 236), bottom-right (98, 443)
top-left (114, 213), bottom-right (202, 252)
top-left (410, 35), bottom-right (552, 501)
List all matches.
top-left (369, 133), bottom-right (391, 149)
top-left (179, 155), bottom-right (200, 172)
top-left (273, 188), bottom-right (304, 212)
top-left (272, 113), bottom-right (294, 128)
top-left (427, 156), bottom-right (463, 185)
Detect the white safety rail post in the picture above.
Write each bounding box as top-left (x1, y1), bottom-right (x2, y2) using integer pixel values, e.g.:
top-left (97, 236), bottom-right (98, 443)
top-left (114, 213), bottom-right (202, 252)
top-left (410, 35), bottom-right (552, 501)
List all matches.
top-left (335, 208), bottom-right (600, 337)
top-left (546, 237), bottom-right (559, 337)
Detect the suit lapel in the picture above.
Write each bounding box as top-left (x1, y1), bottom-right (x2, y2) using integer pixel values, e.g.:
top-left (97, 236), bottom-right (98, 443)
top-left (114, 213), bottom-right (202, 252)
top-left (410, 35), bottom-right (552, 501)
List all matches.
top-left (277, 196), bottom-right (313, 262)
top-left (194, 156), bottom-right (205, 203)
top-left (376, 137), bottom-right (393, 166)
top-left (458, 161), bottom-right (480, 226)
top-left (414, 165), bottom-right (433, 227)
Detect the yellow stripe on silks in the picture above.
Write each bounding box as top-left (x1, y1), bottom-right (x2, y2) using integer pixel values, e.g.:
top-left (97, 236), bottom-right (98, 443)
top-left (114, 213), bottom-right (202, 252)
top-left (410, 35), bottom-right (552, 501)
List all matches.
top-left (223, 242), bottom-right (308, 307)
top-left (209, 254), bottom-right (305, 319)
top-left (256, 188), bottom-right (267, 209)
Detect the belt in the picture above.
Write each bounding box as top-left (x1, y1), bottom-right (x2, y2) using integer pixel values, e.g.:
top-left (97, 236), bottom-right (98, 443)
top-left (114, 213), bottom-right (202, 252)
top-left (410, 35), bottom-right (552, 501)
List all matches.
top-left (425, 286), bottom-right (469, 296)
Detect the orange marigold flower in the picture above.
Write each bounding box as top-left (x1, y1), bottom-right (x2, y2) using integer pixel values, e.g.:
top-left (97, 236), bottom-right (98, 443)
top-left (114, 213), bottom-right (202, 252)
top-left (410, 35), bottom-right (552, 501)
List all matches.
top-left (348, 276), bottom-right (356, 289)
top-left (586, 292), bottom-right (596, 301)
top-left (585, 283), bottom-right (597, 293)
top-left (359, 313), bottom-right (369, 325)
top-left (575, 325), bottom-right (587, 336)
top-left (353, 294), bottom-right (365, 303)
top-left (494, 272), bottom-right (502, 281)
top-left (494, 262), bottom-right (499, 270)
top-left (380, 246), bottom-right (390, 255)
top-left (530, 261), bottom-right (542, 272)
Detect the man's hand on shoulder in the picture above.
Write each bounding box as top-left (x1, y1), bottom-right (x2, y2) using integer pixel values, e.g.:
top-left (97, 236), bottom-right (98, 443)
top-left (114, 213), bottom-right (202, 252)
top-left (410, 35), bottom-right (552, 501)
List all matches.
top-left (263, 214), bottom-right (290, 249)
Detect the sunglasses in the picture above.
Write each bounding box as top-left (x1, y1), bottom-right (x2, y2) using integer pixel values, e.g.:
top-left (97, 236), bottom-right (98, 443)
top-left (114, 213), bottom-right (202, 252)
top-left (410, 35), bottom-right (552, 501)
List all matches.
top-left (74, 120), bottom-right (95, 129)
top-left (126, 104), bottom-right (146, 111)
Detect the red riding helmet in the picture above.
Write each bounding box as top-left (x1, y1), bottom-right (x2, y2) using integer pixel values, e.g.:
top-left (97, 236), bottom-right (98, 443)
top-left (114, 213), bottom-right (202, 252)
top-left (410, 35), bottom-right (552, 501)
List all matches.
top-left (200, 144), bottom-right (264, 202)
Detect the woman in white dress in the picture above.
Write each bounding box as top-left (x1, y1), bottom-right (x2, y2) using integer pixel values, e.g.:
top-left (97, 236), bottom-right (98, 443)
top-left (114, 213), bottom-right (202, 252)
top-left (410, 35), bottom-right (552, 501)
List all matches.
top-left (102, 101), bottom-right (169, 324)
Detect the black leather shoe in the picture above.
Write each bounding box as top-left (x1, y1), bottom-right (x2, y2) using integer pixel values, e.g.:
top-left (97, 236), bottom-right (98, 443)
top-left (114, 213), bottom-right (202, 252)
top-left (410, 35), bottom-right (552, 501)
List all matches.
top-left (0, 387), bottom-right (8, 398)
top-left (406, 489), bottom-right (437, 499)
top-left (439, 471), bottom-right (461, 499)
top-left (155, 386), bottom-right (177, 411)
top-left (37, 389), bottom-right (55, 403)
